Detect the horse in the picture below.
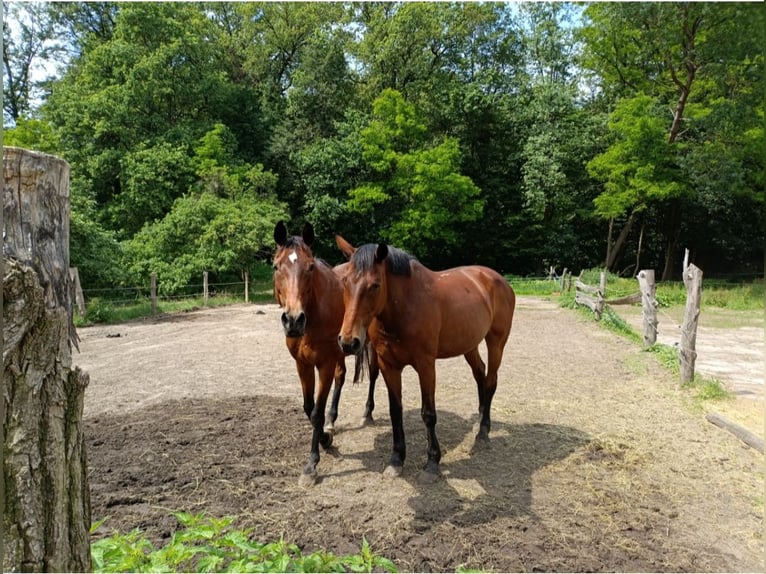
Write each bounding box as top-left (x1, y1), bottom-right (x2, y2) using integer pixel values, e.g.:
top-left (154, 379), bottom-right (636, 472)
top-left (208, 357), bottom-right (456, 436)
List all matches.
top-left (335, 236), bottom-right (516, 482)
top-left (272, 221), bottom-right (378, 485)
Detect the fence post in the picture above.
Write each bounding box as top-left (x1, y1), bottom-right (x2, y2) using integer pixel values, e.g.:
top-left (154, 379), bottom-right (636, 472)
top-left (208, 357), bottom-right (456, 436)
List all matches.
top-left (150, 272), bottom-right (157, 315)
top-left (680, 249), bottom-right (703, 385)
top-left (203, 271), bottom-right (209, 305)
top-left (636, 269), bottom-right (658, 347)
top-left (244, 271), bottom-right (250, 303)
top-left (595, 271), bottom-right (606, 320)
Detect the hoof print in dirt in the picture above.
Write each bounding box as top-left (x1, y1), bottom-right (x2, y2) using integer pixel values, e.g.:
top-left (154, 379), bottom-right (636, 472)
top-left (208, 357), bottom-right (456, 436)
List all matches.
top-left (416, 469), bottom-right (442, 485)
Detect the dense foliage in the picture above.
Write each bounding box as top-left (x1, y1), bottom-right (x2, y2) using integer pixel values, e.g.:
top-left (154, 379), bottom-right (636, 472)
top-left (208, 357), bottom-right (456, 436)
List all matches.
top-left (4, 2), bottom-right (763, 291)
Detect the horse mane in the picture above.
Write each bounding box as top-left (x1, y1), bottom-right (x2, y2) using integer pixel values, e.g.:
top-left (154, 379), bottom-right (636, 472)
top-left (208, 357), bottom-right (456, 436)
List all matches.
top-left (351, 243), bottom-right (416, 277)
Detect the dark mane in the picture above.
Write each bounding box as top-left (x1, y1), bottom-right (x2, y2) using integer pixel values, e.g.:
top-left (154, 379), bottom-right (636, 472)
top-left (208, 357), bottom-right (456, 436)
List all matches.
top-left (351, 243), bottom-right (416, 277)
top-left (282, 236), bottom-right (307, 250)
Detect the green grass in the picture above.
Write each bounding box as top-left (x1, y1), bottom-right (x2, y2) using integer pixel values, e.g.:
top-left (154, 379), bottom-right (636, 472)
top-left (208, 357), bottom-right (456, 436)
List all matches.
top-left (75, 289), bottom-right (275, 327)
top-left (91, 511), bottom-right (397, 573)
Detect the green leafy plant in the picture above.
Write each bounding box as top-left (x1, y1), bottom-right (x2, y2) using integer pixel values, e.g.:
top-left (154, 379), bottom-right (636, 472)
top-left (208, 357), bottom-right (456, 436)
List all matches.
top-left (90, 512), bottom-right (397, 573)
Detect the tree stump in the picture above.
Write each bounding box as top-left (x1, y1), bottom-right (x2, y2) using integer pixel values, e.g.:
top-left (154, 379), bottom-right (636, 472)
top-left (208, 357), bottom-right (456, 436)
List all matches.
top-left (3, 147), bottom-right (91, 572)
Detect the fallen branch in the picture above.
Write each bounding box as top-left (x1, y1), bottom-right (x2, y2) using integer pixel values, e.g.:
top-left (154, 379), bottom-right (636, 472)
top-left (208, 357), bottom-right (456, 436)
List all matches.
top-left (706, 412), bottom-right (764, 453)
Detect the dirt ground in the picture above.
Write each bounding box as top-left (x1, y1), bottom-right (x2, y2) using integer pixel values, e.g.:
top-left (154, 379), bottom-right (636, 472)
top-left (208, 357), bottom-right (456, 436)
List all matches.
top-left (75, 298), bottom-right (763, 572)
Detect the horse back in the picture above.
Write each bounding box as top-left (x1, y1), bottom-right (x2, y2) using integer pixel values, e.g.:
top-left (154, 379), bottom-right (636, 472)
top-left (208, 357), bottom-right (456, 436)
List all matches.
top-left (429, 265), bottom-right (515, 357)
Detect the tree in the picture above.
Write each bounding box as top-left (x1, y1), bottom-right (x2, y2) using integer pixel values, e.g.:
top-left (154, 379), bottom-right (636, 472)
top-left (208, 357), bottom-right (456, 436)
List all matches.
top-left (580, 2), bottom-right (764, 278)
top-left (586, 95), bottom-right (684, 271)
top-left (347, 89), bottom-right (483, 260)
top-left (2, 1), bottom-right (65, 123)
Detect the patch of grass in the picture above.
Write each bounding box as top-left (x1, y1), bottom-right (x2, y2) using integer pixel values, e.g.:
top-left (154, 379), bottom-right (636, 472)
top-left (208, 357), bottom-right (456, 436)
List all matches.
top-left (91, 511), bottom-right (397, 573)
top-left (506, 276), bottom-right (562, 297)
top-left (644, 344), bottom-right (732, 404)
top-left (599, 307), bottom-right (641, 344)
top-left (645, 343), bottom-right (680, 376)
top-left (682, 376), bottom-right (732, 402)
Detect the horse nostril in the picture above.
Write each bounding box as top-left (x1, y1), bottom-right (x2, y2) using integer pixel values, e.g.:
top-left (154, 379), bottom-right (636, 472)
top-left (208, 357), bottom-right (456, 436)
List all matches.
top-left (339, 336), bottom-right (360, 355)
top-left (296, 311), bottom-right (306, 327)
top-left (281, 312), bottom-right (289, 326)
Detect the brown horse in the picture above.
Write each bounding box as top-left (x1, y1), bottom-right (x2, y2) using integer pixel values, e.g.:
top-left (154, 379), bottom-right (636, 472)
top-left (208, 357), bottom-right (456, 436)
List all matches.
top-left (273, 221), bottom-right (378, 485)
top-left (335, 236), bottom-right (515, 481)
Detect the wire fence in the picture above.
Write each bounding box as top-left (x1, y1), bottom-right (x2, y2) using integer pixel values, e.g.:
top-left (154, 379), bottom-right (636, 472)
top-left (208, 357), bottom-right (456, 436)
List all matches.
top-left (81, 279), bottom-right (274, 308)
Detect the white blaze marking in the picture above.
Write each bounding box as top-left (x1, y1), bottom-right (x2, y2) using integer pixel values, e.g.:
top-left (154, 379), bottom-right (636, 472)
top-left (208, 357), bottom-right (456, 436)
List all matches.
top-left (288, 251), bottom-right (298, 264)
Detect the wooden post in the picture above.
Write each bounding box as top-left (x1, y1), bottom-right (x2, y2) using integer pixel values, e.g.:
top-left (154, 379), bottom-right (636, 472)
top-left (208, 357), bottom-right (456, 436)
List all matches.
top-left (680, 249), bottom-right (703, 385)
top-left (636, 269), bottom-right (658, 347)
top-left (69, 267), bottom-right (86, 316)
top-left (203, 271), bottom-right (209, 305)
top-left (559, 268), bottom-right (568, 292)
top-left (2, 147), bottom-right (91, 571)
top-left (594, 271), bottom-right (607, 320)
top-left (150, 272), bottom-right (157, 315)
top-left (244, 270), bottom-right (250, 303)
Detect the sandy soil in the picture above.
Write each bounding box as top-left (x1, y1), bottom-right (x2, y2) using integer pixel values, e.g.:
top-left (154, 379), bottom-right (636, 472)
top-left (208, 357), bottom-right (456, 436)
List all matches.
top-left (75, 298), bottom-right (763, 572)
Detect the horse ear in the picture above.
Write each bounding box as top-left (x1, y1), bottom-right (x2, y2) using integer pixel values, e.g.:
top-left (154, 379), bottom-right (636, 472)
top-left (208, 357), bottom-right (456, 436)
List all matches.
top-left (302, 222), bottom-right (314, 246)
top-left (335, 235), bottom-right (356, 259)
top-left (374, 243), bottom-right (388, 264)
top-left (274, 221), bottom-right (288, 246)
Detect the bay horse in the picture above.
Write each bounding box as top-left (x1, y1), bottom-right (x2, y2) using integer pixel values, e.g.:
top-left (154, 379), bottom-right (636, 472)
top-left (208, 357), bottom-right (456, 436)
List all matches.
top-left (273, 221), bottom-right (378, 485)
top-left (335, 236), bottom-right (515, 481)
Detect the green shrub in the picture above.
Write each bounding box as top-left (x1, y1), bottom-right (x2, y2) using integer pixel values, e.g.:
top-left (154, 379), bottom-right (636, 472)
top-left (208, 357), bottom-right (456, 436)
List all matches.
top-left (83, 298), bottom-right (117, 324)
top-left (90, 512), bottom-right (397, 573)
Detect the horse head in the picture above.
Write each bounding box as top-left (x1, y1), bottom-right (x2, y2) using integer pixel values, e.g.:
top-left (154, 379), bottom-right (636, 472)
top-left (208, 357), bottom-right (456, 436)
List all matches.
top-left (335, 235), bottom-right (391, 355)
top-left (273, 221), bottom-right (317, 337)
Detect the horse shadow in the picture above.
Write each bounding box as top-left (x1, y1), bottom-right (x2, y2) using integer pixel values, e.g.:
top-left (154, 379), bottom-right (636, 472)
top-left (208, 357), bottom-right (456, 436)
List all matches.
top-left (352, 408), bottom-right (589, 525)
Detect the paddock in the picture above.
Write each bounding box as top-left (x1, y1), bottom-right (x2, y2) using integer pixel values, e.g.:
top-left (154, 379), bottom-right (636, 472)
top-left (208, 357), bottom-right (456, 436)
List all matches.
top-left (77, 299), bottom-right (763, 572)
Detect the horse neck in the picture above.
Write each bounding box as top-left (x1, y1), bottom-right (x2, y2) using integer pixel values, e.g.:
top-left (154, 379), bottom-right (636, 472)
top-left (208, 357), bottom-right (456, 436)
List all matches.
top-left (378, 261), bottom-right (426, 326)
top-left (306, 262), bottom-right (343, 324)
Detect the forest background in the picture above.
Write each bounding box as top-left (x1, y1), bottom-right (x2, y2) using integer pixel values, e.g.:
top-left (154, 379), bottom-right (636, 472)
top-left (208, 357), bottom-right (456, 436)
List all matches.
top-left (4, 2), bottom-right (764, 295)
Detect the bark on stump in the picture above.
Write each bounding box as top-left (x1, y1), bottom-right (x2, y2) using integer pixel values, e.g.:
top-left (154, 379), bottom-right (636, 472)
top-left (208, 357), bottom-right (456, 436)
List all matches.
top-left (3, 147), bottom-right (91, 572)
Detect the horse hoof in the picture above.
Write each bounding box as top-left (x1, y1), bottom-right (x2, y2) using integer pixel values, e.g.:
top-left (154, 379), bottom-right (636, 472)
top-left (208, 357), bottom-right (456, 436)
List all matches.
top-left (320, 432), bottom-right (333, 450)
top-left (383, 464), bottom-right (403, 478)
top-left (324, 423), bottom-right (335, 434)
top-left (298, 471), bottom-right (317, 488)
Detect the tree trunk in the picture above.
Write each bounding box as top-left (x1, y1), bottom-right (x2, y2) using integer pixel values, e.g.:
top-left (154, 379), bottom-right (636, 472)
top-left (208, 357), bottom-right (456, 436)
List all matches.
top-left (3, 147), bottom-right (91, 572)
top-left (605, 210), bottom-right (636, 271)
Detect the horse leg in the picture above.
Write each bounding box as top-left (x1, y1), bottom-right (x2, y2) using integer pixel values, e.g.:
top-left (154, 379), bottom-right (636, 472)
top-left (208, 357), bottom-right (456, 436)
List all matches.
top-left (361, 345), bottom-right (379, 426)
top-left (381, 367), bottom-right (406, 477)
top-left (476, 339), bottom-right (504, 442)
top-left (296, 361), bottom-right (316, 422)
top-left (326, 360), bottom-right (346, 433)
top-left (416, 361), bottom-right (441, 482)
top-left (296, 362), bottom-right (334, 487)
top-left (463, 348), bottom-right (487, 414)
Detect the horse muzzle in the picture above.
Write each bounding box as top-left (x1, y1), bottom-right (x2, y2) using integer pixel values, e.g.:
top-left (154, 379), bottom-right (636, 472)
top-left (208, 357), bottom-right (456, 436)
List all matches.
top-left (281, 311), bottom-right (306, 338)
top-left (338, 335), bottom-right (362, 355)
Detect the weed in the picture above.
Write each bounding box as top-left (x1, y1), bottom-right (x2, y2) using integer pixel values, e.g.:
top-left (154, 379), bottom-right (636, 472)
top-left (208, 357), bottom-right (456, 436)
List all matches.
top-left (90, 512), bottom-right (397, 573)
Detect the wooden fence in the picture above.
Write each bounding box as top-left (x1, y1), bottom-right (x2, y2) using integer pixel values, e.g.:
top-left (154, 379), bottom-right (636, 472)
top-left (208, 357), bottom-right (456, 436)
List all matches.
top-left (573, 253), bottom-right (703, 386)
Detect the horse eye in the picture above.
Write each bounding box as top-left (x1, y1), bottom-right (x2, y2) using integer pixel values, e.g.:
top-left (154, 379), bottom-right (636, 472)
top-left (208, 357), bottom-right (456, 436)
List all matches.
top-left (370, 282), bottom-right (381, 291)
top-left (273, 264), bottom-right (279, 271)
